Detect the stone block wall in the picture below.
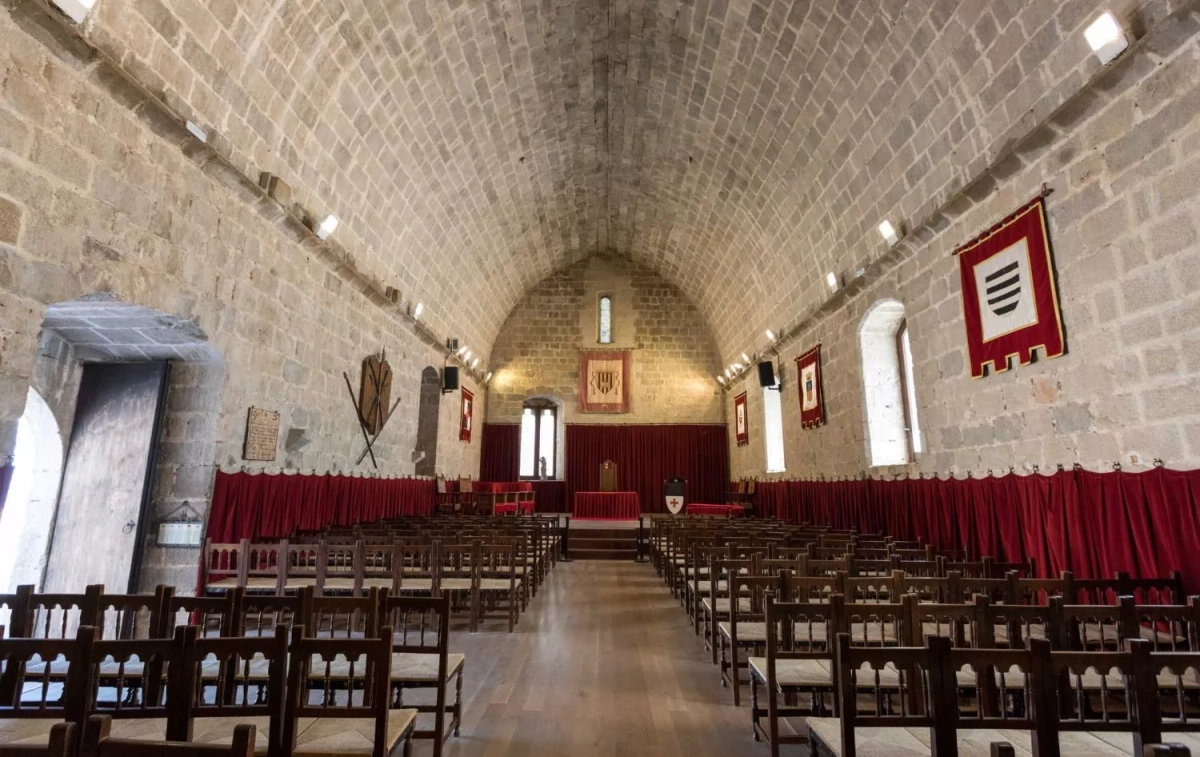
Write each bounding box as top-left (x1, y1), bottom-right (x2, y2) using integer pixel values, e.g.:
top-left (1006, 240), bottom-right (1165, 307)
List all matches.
top-left (728, 6), bottom-right (1200, 479)
top-left (488, 255), bottom-right (723, 428)
top-left (0, 6), bottom-right (482, 590)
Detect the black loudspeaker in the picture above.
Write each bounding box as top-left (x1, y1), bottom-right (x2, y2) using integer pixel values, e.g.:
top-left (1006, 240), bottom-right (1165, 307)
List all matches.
top-left (757, 361), bottom-right (776, 388)
top-left (443, 366), bottom-right (459, 392)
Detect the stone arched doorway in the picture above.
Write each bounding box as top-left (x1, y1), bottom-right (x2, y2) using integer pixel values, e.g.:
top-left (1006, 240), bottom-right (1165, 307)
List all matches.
top-left (0, 388), bottom-right (63, 592)
top-left (414, 367), bottom-right (441, 477)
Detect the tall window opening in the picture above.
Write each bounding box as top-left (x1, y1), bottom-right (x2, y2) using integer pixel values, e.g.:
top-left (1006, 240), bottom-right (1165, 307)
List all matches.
top-left (598, 295), bottom-right (613, 344)
top-left (519, 399), bottom-right (557, 478)
top-left (859, 300), bottom-right (921, 466)
top-left (762, 378), bottom-right (786, 473)
top-left (897, 321), bottom-right (922, 455)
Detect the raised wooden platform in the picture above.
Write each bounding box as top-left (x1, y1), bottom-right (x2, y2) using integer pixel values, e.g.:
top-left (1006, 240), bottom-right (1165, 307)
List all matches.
top-left (566, 519), bottom-right (639, 560)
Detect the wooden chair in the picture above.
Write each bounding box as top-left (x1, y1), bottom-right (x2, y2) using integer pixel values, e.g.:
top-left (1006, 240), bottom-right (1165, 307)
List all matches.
top-left (201, 540), bottom-right (249, 595)
top-left (719, 574), bottom-right (783, 706)
top-left (752, 595), bottom-right (843, 753)
top-left (95, 587), bottom-right (171, 641)
top-left (176, 626), bottom-right (289, 755)
top-left (159, 590), bottom-right (242, 639)
top-left (307, 589), bottom-right (380, 639)
top-left (704, 558), bottom-right (753, 665)
top-left (476, 541), bottom-right (520, 633)
top-left (456, 477), bottom-right (476, 516)
top-left (85, 627), bottom-right (191, 742)
top-left (81, 715), bottom-right (253, 757)
top-left (0, 587), bottom-right (32, 639)
top-left (382, 593), bottom-right (463, 757)
top-left (599, 461), bottom-right (617, 492)
top-left (434, 476), bottom-right (456, 516)
top-left (0, 626), bottom-right (95, 753)
top-left (314, 541), bottom-right (362, 596)
top-left (235, 589), bottom-right (312, 638)
top-left (282, 626), bottom-right (417, 757)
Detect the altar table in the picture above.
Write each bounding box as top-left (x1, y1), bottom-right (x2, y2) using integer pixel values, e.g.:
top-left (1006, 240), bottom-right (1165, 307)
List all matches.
top-left (685, 503), bottom-right (743, 517)
top-left (572, 491), bottom-right (640, 520)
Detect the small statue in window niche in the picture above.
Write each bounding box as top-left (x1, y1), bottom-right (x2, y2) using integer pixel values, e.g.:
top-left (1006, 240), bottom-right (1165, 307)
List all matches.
top-left (539, 456), bottom-right (547, 480)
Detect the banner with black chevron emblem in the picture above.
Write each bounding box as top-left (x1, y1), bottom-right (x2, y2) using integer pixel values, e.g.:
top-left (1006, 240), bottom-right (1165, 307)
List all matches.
top-left (955, 196), bottom-right (1066, 378)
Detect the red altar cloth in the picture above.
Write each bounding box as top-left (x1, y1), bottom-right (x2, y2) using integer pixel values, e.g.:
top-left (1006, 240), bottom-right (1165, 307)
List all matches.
top-left (686, 503), bottom-right (743, 517)
top-left (573, 491), bottom-right (640, 520)
top-left (475, 481), bottom-right (533, 493)
top-left (495, 501), bottom-right (536, 516)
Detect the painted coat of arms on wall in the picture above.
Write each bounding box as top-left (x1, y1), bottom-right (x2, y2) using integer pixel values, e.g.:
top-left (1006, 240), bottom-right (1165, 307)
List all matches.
top-left (460, 388), bottom-right (474, 443)
top-left (955, 195), bottom-right (1066, 378)
top-left (579, 350), bottom-right (631, 413)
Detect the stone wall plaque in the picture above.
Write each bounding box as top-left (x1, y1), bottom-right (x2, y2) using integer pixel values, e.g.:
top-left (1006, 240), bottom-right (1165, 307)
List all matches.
top-left (243, 407), bottom-right (280, 461)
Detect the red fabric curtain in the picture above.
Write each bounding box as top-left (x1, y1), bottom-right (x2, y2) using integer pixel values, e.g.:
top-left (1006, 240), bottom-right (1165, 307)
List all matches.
top-left (565, 424), bottom-right (728, 514)
top-left (479, 423), bottom-right (521, 482)
top-left (530, 481), bottom-right (567, 513)
top-left (206, 471), bottom-right (435, 543)
top-left (756, 468), bottom-right (1200, 590)
top-left (0, 462), bottom-right (12, 524)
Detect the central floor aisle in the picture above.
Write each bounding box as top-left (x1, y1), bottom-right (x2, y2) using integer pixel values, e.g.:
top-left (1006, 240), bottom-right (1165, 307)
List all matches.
top-left (430, 560), bottom-right (756, 757)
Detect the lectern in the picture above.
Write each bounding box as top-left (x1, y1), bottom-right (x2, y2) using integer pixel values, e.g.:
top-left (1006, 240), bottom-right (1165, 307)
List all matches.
top-left (599, 460), bottom-right (618, 492)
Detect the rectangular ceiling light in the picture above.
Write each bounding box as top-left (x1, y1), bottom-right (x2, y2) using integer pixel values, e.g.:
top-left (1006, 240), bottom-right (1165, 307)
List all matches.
top-left (51, 0), bottom-right (97, 23)
top-left (1085, 12), bottom-right (1128, 65)
top-left (316, 215), bottom-right (339, 240)
top-left (878, 220), bottom-right (900, 246)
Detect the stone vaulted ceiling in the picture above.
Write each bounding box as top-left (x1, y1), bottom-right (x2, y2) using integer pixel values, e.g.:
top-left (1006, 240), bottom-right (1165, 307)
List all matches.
top-left (86, 0), bottom-right (1097, 363)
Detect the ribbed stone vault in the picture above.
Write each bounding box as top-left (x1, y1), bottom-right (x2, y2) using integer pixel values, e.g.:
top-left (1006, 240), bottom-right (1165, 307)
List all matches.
top-left (80, 0), bottom-right (1102, 363)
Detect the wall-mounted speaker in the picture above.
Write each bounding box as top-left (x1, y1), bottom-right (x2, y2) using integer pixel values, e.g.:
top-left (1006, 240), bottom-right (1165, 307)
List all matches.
top-left (443, 366), bottom-right (459, 393)
top-left (757, 361), bottom-right (777, 388)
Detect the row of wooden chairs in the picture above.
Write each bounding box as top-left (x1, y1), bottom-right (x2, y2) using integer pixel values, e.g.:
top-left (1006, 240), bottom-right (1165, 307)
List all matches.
top-left (791, 629), bottom-right (1197, 757)
top-left (0, 587), bottom-right (463, 756)
top-left (201, 538), bottom-right (527, 632)
top-left (0, 617), bottom-right (422, 757)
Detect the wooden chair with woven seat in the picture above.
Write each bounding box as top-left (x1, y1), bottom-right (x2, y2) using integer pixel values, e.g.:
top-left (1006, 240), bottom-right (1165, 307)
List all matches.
top-left (306, 589), bottom-right (381, 640)
top-left (82, 626), bottom-right (190, 743)
top-left (80, 715), bottom-right (253, 757)
top-left (475, 540), bottom-right (520, 633)
top-left (159, 590), bottom-right (242, 640)
top-left (173, 625), bottom-right (290, 756)
top-left (456, 477), bottom-right (476, 516)
top-left (282, 626), bottom-right (417, 757)
top-left (0, 722), bottom-right (74, 757)
top-left (235, 589), bottom-right (312, 639)
top-left (0, 626), bottom-right (95, 754)
top-left (314, 541), bottom-right (363, 597)
top-left (381, 593), bottom-right (463, 757)
top-left (719, 574), bottom-right (784, 706)
top-left (752, 594), bottom-right (845, 754)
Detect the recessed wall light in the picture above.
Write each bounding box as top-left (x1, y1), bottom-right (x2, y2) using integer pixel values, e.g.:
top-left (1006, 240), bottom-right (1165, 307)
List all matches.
top-left (732, 363), bottom-right (743, 371)
top-left (717, 376), bottom-right (726, 385)
top-left (457, 345), bottom-right (468, 356)
top-left (472, 358), bottom-right (479, 369)
top-left (765, 330), bottom-right (775, 341)
top-left (878, 220), bottom-right (900, 246)
top-left (464, 350), bottom-right (473, 361)
top-left (412, 302), bottom-right (424, 320)
top-left (741, 352), bottom-right (751, 363)
top-left (1085, 12), bottom-right (1127, 65)
top-left (316, 214), bottom-right (339, 240)
top-left (185, 121), bottom-right (208, 143)
top-left (724, 368), bottom-right (732, 379)
top-left (485, 371), bottom-right (493, 382)
top-left (826, 271), bottom-right (839, 291)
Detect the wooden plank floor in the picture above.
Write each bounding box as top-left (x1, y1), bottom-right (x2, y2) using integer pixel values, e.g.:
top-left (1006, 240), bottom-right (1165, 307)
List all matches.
top-left (425, 560), bottom-right (756, 757)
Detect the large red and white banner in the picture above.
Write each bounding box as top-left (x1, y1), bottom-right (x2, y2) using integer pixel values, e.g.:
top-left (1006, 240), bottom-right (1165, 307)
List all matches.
top-left (955, 196), bottom-right (1065, 378)
top-left (579, 350), bottom-right (631, 413)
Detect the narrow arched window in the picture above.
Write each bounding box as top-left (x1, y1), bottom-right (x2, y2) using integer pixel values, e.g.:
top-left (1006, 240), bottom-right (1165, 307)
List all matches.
top-left (598, 295), bottom-right (613, 344)
top-left (860, 300), bottom-right (921, 466)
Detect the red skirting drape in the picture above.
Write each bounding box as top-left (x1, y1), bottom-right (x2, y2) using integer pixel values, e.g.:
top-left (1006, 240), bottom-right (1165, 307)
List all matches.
top-left (479, 423), bottom-right (521, 482)
top-left (0, 462), bottom-right (12, 523)
top-left (530, 481), bottom-right (567, 513)
top-left (755, 468), bottom-right (1200, 590)
top-left (206, 471), bottom-right (435, 543)
top-left (566, 424), bottom-right (728, 514)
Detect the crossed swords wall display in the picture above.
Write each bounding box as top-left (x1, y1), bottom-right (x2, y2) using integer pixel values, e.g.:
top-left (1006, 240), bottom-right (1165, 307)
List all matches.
top-left (343, 351), bottom-right (401, 468)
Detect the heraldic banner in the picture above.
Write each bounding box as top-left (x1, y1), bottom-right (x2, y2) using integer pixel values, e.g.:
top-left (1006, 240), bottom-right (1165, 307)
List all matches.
top-left (580, 350), bottom-right (631, 413)
top-left (955, 195), bottom-right (1065, 378)
top-left (796, 344), bottom-right (825, 429)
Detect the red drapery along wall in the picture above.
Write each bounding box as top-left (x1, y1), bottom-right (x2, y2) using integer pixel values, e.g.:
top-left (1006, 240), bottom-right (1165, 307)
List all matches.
top-left (566, 424), bottom-right (728, 514)
top-left (206, 471), bottom-right (435, 542)
top-left (479, 423), bottom-right (521, 482)
top-left (755, 468), bottom-right (1200, 590)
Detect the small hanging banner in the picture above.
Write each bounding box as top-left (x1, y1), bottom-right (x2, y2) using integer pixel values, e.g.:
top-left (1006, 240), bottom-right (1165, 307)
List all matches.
top-left (795, 344), bottom-right (825, 429)
top-left (460, 388), bottom-right (474, 443)
top-left (734, 392), bottom-right (749, 446)
top-left (955, 195), bottom-right (1066, 378)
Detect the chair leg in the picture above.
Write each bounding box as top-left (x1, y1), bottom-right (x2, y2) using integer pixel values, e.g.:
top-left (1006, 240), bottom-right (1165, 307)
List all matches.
top-left (454, 666), bottom-right (464, 737)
